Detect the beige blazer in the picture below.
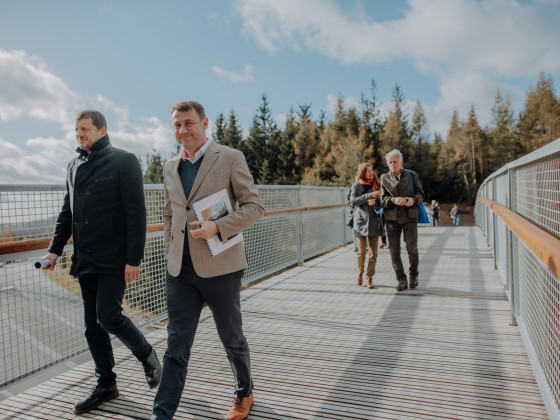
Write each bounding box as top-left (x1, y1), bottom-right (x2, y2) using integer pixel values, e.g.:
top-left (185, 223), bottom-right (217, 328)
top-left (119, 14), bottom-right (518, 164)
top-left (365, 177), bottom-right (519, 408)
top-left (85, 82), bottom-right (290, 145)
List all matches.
top-left (163, 141), bottom-right (265, 278)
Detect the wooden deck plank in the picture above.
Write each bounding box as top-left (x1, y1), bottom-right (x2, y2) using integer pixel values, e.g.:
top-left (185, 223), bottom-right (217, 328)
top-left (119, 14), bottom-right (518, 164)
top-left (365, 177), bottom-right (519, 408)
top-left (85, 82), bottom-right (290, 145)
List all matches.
top-left (0, 227), bottom-right (550, 419)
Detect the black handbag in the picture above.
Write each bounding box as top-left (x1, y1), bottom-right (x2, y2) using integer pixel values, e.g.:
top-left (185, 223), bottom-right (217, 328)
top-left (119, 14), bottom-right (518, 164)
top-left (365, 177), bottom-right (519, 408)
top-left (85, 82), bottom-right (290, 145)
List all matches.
top-left (346, 208), bottom-right (354, 228)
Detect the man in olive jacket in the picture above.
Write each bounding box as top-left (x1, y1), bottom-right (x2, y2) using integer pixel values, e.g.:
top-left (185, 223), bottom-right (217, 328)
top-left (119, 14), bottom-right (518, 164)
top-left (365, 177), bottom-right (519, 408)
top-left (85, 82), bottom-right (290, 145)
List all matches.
top-left (380, 149), bottom-right (425, 291)
top-left (42, 110), bottom-right (161, 414)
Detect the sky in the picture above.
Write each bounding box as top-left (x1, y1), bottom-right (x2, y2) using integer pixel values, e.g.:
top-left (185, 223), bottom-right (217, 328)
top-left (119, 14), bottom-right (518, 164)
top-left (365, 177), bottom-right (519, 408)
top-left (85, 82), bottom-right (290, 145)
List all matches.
top-left (0, 0), bottom-right (559, 184)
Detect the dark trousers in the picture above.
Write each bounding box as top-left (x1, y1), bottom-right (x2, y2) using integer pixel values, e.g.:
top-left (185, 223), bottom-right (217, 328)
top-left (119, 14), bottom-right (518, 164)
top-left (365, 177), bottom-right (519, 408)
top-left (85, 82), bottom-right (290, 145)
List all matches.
top-left (385, 220), bottom-right (419, 281)
top-left (78, 273), bottom-right (152, 388)
top-left (152, 258), bottom-right (252, 420)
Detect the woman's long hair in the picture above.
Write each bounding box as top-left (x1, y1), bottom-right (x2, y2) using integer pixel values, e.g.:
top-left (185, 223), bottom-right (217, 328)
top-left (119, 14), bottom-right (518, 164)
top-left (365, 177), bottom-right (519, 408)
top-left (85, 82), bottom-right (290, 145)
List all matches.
top-left (356, 163), bottom-right (379, 190)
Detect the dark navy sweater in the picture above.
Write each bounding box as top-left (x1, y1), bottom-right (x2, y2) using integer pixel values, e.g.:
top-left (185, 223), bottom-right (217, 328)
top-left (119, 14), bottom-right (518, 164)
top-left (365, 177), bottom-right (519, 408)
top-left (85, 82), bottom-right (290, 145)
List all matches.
top-left (178, 156), bottom-right (204, 256)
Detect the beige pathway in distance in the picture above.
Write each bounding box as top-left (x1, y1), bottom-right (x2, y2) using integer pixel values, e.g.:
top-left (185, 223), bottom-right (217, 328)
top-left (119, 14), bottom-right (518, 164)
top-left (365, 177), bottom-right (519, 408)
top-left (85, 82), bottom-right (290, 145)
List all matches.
top-left (0, 226), bottom-right (549, 419)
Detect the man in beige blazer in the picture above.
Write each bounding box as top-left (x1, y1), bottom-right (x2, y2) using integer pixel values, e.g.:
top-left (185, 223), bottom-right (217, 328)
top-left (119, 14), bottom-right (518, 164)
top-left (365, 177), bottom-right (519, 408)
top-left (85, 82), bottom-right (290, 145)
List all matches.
top-left (151, 101), bottom-right (264, 420)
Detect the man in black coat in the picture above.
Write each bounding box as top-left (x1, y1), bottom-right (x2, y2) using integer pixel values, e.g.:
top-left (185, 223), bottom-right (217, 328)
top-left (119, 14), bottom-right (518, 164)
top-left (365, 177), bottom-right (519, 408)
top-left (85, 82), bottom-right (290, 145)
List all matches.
top-left (42, 110), bottom-right (161, 414)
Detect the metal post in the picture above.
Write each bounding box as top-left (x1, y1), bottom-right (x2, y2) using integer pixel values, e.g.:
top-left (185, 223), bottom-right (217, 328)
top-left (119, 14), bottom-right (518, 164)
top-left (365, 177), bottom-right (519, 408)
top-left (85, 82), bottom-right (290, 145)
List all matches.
top-left (340, 188), bottom-right (347, 247)
top-left (508, 167), bottom-right (517, 326)
top-left (295, 186), bottom-right (304, 266)
top-left (492, 179), bottom-right (498, 270)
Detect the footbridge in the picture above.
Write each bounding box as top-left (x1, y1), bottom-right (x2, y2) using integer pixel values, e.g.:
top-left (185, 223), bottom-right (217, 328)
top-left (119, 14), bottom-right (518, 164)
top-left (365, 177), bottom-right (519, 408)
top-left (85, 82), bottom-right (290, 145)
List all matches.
top-left (0, 139), bottom-right (558, 419)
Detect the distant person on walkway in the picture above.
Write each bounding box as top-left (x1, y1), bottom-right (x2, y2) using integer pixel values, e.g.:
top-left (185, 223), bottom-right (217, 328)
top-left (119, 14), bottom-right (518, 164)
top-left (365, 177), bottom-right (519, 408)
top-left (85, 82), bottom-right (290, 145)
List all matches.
top-left (451, 203), bottom-right (461, 226)
top-left (349, 163), bottom-right (384, 289)
top-left (151, 101), bottom-right (264, 420)
top-left (380, 149), bottom-right (425, 291)
top-left (431, 200), bottom-right (440, 226)
top-left (41, 110), bottom-right (161, 414)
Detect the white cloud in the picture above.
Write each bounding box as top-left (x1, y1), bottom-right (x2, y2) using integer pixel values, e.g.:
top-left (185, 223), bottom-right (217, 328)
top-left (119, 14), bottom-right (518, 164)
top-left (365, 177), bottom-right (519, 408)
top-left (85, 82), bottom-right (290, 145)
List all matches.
top-left (236, 0), bottom-right (560, 75)
top-left (236, 0), bottom-right (560, 136)
top-left (0, 116), bottom-right (174, 184)
top-left (0, 49), bottom-right (79, 123)
top-left (97, 117), bottom-right (174, 162)
top-left (212, 64), bottom-right (255, 83)
top-left (0, 49), bottom-right (177, 183)
top-left (93, 95), bottom-right (130, 131)
top-left (0, 137), bottom-right (67, 184)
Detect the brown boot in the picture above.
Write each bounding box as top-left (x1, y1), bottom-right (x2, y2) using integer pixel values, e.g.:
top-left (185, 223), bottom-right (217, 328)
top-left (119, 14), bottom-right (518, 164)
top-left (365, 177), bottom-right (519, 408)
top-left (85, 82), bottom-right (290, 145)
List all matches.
top-left (366, 278), bottom-right (374, 289)
top-left (227, 394), bottom-right (254, 420)
top-left (356, 272), bottom-right (363, 286)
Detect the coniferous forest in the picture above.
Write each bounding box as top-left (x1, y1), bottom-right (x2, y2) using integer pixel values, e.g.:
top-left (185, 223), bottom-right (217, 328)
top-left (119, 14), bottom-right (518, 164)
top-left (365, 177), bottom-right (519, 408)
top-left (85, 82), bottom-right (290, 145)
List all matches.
top-left (144, 72), bottom-right (560, 204)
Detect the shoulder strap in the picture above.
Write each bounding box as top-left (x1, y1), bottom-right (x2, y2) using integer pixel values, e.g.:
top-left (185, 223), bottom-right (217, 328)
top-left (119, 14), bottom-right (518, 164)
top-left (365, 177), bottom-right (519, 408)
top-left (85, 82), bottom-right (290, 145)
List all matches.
top-left (407, 170), bottom-right (419, 206)
top-left (407, 170), bottom-right (415, 187)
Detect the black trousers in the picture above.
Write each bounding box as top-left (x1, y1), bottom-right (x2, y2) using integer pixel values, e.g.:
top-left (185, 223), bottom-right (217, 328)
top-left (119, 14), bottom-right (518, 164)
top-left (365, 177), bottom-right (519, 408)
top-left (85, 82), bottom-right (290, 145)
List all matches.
top-left (152, 257), bottom-right (252, 420)
top-left (78, 273), bottom-right (152, 388)
top-left (385, 220), bottom-right (419, 281)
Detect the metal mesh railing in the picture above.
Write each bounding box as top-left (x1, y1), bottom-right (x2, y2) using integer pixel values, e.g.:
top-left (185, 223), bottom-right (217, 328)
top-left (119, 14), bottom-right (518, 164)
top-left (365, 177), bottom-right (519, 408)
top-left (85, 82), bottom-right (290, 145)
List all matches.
top-left (0, 184), bottom-right (349, 389)
top-left (476, 138), bottom-right (560, 419)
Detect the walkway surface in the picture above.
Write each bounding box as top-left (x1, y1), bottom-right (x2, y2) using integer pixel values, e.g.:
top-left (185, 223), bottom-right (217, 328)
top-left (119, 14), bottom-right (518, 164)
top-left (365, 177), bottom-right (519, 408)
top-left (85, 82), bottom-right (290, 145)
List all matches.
top-left (0, 227), bottom-right (549, 419)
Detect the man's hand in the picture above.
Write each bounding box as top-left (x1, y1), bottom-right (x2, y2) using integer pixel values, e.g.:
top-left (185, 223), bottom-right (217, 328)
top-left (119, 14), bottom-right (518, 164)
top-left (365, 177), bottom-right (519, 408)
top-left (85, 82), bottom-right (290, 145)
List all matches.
top-left (189, 220), bottom-right (219, 240)
top-left (395, 197), bottom-right (415, 207)
top-left (41, 253), bottom-right (59, 270)
top-left (125, 264), bottom-right (140, 283)
top-left (403, 197), bottom-right (415, 207)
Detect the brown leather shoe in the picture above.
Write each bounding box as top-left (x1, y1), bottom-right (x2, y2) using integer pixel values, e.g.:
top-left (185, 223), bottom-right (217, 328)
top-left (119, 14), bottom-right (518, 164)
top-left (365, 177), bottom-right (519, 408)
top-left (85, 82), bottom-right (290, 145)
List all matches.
top-left (356, 272), bottom-right (363, 286)
top-left (366, 278), bottom-right (374, 289)
top-left (227, 394), bottom-right (254, 420)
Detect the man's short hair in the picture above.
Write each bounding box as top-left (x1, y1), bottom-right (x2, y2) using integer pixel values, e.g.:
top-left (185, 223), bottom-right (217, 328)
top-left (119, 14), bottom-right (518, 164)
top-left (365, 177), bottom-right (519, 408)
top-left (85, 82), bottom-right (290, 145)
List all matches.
top-left (76, 110), bottom-right (107, 130)
top-left (170, 101), bottom-right (206, 120)
top-left (385, 149), bottom-right (403, 162)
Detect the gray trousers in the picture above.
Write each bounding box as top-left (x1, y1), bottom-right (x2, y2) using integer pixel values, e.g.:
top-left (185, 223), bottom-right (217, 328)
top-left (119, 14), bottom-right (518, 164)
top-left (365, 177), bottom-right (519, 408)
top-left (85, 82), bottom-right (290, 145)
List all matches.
top-left (152, 256), bottom-right (252, 420)
top-left (385, 220), bottom-right (419, 281)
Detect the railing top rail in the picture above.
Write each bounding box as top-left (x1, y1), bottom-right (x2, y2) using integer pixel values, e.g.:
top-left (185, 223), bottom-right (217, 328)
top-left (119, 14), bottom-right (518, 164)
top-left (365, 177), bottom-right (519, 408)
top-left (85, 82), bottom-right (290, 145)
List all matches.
top-left (0, 184), bottom-right (66, 192)
top-left (0, 203), bottom-right (348, 256)
top-left (477, 198), bottom-right (560, 277)
top-left (0, 184), bottom-right (350, 192)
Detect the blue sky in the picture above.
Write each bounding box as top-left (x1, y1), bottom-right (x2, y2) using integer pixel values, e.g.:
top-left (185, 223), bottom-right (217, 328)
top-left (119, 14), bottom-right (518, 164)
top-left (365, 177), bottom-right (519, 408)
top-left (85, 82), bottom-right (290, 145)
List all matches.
top-left (1, 0), bottom-right (559, 183)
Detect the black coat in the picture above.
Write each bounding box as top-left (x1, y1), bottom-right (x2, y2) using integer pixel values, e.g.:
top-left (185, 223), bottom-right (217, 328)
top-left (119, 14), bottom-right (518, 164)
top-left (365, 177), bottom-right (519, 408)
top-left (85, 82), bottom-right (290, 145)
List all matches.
top-left (48, 135), bottom-right (147, 276)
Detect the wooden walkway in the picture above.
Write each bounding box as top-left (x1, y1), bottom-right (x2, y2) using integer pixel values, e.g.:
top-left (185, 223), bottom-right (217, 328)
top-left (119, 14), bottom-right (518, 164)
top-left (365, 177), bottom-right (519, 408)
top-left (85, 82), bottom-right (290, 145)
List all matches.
top-left (0, 227), bottom-right (549, 419)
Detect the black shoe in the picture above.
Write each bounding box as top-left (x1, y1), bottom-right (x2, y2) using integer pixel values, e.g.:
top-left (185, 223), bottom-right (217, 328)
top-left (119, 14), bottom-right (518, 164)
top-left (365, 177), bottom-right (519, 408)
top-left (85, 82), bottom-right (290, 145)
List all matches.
top-left (396, 281), bottom-right (408, 291)
top-left (410, 277), bottom-right (419, 289)
top-left (141, 348), bottom-right (162, 389)
top-left (74, 384), bottom-right (119, 414)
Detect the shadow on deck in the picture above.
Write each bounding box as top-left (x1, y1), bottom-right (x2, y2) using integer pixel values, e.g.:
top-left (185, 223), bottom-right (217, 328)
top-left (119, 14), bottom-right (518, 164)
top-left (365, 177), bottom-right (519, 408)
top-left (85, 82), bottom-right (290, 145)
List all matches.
top-left (0, 226), bottom-right (548, 419)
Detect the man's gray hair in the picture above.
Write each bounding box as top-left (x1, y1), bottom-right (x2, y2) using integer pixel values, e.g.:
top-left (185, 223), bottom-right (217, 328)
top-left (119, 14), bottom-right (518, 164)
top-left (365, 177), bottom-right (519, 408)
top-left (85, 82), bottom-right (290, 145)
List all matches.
top-left (385, 149), bottom-right (403, 161)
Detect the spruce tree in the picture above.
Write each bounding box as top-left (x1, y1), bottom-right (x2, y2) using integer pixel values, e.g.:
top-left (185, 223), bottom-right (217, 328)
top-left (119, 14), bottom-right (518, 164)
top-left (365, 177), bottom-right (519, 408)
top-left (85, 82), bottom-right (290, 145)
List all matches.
top-left (276, 109), bottom-right (298, 183)
top-left (360, 80), bottom-right (384, 170)
top-left (143, 151), bottom-right (165, 184)
top-left (212, 112), bottom-right (226, 144)
top-left (245, 95), bottom-right (277, 182)
top-left (380, 84), bottom-right (412, 159)
top-left (293, 116), bottom-right (319, 182)
top-left (411, 101), bottom-right (427, 168)
top-left (515, 72), bottom-right (560, 156)
top-left (223, 110), bottom-right (245, 152)
top-left (490, 90), bottom-right (515, 169)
